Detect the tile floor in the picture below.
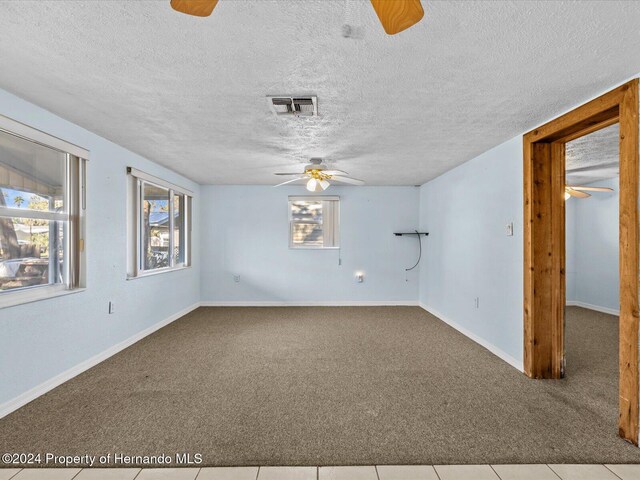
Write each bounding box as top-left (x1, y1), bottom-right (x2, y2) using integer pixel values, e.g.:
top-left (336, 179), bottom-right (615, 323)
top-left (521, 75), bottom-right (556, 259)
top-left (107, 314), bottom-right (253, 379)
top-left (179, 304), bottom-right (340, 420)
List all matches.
top-left (0, 464), bottom-right (639, 480)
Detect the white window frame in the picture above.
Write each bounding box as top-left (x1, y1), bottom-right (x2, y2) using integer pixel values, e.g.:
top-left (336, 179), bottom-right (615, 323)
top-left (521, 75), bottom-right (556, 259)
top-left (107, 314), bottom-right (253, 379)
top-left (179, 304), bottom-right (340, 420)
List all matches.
top-left (288, 196), bottom-right (340, 249)
top-left (127, 167), bottom-right (192, 278)
top-left (0, 114), bottom-right (88, 309)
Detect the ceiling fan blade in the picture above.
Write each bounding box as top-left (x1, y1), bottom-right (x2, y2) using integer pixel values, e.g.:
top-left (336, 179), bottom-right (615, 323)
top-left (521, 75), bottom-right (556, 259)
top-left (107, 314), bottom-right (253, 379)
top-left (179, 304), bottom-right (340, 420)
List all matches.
top-left (170, 0), bottom-right (219, 17)
top-left (332, 175), bottom-right (365, 186)
top-left (274, 176), bottom-right (306, 187)
top-left (274, 172), bottom-right (304, 176)
top-left (568, 186), bottom-right (614, 192)
top-left (370, 0), bottom-right (424, 35)
top-left (322, 170), bottom-right (349, 176)
top-left (565, 187), bottom-right (590, 198)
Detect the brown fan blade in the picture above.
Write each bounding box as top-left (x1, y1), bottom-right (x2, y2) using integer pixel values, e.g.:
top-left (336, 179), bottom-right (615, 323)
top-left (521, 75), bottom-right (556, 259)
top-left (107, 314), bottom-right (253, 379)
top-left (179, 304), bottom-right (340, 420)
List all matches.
top-left (170, 0), bottom-right (218, 17)
top-left (568, 185), bottom-right (614, 192)
top-left (370, 0), bottom-right (424, 35)
top-left (565, 187), bottom-right (590, 198)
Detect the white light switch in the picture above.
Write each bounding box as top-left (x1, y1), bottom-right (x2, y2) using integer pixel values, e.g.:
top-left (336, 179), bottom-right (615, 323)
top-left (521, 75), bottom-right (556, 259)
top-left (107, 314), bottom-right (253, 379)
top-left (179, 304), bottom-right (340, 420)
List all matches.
top-left (506, 222), bottom-right (514, 236)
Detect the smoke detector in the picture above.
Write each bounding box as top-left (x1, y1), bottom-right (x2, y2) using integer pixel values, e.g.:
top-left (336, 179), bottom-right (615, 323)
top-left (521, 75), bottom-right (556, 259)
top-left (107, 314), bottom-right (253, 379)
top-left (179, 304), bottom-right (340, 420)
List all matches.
top-left (267, 95), bottom-right (318, 117)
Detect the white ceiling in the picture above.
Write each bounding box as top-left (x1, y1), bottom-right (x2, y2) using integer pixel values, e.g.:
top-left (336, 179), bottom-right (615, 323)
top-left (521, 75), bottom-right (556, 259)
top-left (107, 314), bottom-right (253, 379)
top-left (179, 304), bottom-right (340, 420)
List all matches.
top-left (0, 1), bottom-right (639, 185)
top-left (566, 124), bottom-right (619, 186)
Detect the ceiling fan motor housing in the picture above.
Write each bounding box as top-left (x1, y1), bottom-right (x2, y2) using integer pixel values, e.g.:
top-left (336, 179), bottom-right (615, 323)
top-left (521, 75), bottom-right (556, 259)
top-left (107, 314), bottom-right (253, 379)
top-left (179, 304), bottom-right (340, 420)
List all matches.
top-left (305, 158), bottom-right (326, 172)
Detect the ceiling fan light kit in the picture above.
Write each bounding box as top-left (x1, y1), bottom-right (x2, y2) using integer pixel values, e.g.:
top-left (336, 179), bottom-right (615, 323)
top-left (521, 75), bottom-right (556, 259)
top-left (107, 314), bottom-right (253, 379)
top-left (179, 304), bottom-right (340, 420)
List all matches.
top-left (306, 177), bottom-right (330, 192)
top-left (274, 158), bottom-right (364, 191)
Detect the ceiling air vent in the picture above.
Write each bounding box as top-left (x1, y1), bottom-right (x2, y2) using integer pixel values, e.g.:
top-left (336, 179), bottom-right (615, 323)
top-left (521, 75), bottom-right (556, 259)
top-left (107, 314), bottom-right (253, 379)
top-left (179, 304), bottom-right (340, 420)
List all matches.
top-left (267, 96), bottom-right (318, 117)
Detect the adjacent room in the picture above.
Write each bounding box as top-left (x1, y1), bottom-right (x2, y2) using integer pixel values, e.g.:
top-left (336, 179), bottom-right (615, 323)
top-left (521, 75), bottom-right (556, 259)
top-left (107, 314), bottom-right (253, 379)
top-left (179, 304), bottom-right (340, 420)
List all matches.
top-left (1, 2), bottom-right (640, 480)
top-left (564, 124), bottom-right (621, 459)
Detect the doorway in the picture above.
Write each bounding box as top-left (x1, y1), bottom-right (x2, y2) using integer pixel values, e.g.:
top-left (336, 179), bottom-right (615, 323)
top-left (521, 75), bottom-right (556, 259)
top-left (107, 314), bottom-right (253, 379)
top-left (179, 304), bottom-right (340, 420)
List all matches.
top-left (565, 124), bottom-right (620, 434)
top-left (523, 79), bottom-right (639, 444)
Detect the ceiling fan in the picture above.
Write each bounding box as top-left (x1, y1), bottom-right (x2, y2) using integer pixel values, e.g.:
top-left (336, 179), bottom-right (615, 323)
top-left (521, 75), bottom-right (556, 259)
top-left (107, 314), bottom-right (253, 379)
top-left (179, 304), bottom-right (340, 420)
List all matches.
top-left (564, 185), bottom-right (613, 200)
top-left (274, 158), bottom-right (364, 192)
top-left (170, 0), bottom-right (424, 35)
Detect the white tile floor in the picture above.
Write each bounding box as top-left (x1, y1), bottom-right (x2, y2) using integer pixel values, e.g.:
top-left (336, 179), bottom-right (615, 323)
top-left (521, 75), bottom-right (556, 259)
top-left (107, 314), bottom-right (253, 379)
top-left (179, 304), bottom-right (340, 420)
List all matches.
top-left (376, 465), bottom-right (439, 480)
top-left (434, 465), bottom-right (499, 480)
top-left (491, 464), bottom-right (559, 480)
top-left (606, 464), bottom-right (640, 480)
top-left (195, 467), bottom-right (258, 480)
top-left (1, 464), bottom-right (639, 480)
top-left (135, 469), bottom-right (201, 480)
top-left (259, 467), bottom-right (316, 480)
top-left (547, 464), bottom-right (621, 480)
top-left (73, 469), bottom-right (140, 480)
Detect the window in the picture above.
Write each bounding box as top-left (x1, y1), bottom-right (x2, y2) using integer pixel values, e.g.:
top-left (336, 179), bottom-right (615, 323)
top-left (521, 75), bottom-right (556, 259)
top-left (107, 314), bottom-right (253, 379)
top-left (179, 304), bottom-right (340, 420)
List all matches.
top-left (127, 168), bottom-right (192, 277)
top-left (289, 196), bottom-right (339, 249)
top-left (0, 115), bottom-right (87, 307)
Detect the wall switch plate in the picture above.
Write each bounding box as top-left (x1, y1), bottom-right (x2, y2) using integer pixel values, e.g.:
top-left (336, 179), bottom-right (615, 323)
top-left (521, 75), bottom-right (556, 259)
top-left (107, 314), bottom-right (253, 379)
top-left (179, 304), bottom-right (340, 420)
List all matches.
top-left (108, 301), bottom-right (115, 314)
top-left (233, 275), bottom-right (241, 283)
top-left (474, 297), bottom-right (480, 308)
top-left (506, 222), bottom-right (514, 236)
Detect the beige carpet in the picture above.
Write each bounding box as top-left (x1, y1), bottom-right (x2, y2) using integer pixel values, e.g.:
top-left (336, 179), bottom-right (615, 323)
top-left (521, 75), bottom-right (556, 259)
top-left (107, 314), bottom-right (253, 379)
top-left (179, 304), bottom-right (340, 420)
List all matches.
top-left (1, 306), bottom-right (639, 466)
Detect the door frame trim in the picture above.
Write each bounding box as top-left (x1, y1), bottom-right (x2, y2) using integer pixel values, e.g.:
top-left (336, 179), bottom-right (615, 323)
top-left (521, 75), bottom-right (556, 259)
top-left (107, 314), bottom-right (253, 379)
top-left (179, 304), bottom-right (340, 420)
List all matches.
top-left (523, 79), bottom-right (639, 444)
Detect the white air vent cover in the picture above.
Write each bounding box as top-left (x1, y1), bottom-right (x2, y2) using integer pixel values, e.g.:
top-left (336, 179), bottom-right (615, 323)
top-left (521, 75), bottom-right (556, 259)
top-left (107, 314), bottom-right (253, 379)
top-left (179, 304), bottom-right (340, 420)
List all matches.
top-left (267, 96), bottom-right (318, 117)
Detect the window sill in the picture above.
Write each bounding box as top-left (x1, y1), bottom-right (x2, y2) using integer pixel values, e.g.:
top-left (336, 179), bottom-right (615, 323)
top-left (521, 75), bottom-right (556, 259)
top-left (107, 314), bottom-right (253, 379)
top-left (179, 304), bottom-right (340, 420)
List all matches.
top-left (127, 265), bottom-right (191, 280)
top-left (0, 285), bottom-right (86, 310)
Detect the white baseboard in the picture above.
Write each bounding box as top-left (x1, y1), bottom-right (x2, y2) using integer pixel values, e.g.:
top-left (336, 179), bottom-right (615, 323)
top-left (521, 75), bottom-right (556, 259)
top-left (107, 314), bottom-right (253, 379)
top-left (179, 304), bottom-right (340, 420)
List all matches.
top-left (419, 303), bottom-right (524, 372)
top-left (566, 300), bottom-right (620, 316)
top-left (0, 302), bottom-right (201, 419)
top-left (200, 300), bottom-right (419, 307)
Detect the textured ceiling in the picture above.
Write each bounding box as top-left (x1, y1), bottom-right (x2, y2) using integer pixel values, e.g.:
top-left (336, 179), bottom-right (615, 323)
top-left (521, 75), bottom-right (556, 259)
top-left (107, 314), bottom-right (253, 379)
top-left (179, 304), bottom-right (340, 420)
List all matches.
top-left (0, 1), bottom-right (639, 185)
top-left (566, 124), bottom-right (619, 186)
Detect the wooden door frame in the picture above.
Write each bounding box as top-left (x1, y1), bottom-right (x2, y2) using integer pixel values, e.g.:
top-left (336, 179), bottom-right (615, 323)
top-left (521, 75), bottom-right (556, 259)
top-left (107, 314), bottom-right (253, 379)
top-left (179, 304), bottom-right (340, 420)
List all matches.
top-left (523, 79), bottom-right (639, 444)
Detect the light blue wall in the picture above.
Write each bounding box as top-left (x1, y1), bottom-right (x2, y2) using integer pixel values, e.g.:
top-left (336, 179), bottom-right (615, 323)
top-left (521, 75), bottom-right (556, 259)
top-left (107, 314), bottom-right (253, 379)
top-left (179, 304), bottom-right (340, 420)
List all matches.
top-left (0, 89), bottom-right (200, 405)
top-left (200, 185), bottom-right (420, 303)
top-left (566, 177), bottom-right (619, 312)
top-left (418, 136), bottom-right (524, 365)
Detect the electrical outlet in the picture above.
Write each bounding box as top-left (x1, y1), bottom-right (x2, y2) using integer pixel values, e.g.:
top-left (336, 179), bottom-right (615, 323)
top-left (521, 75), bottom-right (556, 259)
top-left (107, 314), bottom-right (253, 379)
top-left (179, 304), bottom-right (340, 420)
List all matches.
top-left (474, 297), bottom-right (480, 308)
top-left (233, 275), bottom-right (241, 283)
top-left (355, 272), bottom-right (364, 283)
top-left (506, 222), bottom-right (514, 236)
top-left (108, 301), bottom-right (115, 314)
